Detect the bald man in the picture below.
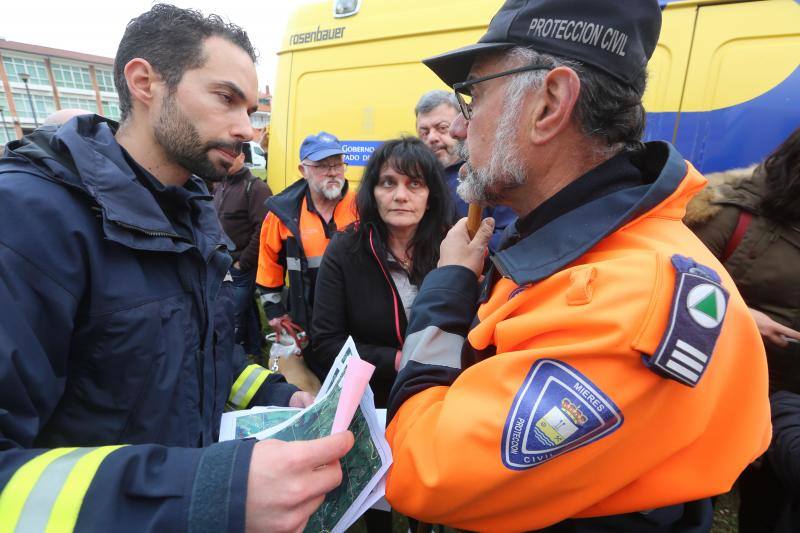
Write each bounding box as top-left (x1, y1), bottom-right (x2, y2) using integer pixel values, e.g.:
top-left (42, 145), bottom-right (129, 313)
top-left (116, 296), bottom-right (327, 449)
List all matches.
top-left (43, 108), bottom-right (94, 126)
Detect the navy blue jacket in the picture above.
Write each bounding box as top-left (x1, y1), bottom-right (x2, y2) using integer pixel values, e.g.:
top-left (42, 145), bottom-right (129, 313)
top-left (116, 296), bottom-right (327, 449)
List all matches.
top-left (0, 115), bottom-right (297, 531)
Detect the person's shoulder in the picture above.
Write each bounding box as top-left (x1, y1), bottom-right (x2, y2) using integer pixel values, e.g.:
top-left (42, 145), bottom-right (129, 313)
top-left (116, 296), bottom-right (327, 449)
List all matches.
top-left (328, 224), bottom-right (361, 251)
top-left (0, 166), bottom-right (90, 221)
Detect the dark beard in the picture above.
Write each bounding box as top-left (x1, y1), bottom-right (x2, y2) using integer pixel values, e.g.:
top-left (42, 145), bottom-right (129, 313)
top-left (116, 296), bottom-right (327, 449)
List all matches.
top-left (153, 92), bottom-right (242, 182)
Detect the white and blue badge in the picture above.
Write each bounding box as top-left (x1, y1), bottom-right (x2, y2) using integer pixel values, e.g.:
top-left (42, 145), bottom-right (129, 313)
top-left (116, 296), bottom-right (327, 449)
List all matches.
top-left (501, 359), bottom-right (623, 470)
top-left (645, 255), bottom-right (729, 387)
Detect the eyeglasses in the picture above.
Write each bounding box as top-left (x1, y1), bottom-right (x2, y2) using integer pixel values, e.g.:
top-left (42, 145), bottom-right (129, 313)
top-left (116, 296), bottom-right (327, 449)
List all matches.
top-left (453, 64), bottom-right (552, 120)
top-left (303, 162), bottom-right (348, 172)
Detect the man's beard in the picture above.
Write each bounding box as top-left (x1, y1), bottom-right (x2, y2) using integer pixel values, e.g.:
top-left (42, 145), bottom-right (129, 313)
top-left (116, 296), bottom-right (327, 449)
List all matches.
top-left (455, 97), bottom-right (527, 205)
top-left (153, 92), bottom-right (242, 182)
top-left (314, 177), bottom-right (345, 200)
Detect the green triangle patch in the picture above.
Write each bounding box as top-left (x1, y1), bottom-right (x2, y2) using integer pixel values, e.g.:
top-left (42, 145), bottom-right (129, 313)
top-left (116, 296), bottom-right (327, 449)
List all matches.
top-left (692, 291), bottom-right (718, 319)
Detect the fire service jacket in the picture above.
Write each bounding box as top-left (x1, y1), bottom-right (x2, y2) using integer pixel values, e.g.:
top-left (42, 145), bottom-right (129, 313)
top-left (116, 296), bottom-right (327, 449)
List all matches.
top-left (0, 115), bottom-right (297, 532)
top-left (386, 142), bottom-right (771, 532)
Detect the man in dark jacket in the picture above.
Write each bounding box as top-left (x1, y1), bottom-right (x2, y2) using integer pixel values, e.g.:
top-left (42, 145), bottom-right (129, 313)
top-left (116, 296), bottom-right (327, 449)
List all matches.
top-left (214, 153), bottom-right (273, 354)
top-left (0, 5), bottom-right (352, 532)
top-left (414, 89), bottom-right (516, 250)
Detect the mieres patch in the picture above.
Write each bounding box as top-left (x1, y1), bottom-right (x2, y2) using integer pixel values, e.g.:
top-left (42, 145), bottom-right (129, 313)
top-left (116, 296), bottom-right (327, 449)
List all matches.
top-left (501, 359), bottom-right (623, 470)
top-left (645, 255), bottom-right (729, 387)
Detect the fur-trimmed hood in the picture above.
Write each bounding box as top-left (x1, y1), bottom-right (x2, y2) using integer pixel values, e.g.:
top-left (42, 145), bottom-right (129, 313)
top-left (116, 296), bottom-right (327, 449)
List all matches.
top-left (684, 165), bottom-right (761, 226)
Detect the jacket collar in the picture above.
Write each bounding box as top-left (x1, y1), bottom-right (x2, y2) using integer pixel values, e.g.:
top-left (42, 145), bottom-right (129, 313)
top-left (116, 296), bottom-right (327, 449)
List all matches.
top-left (492, 141), bottom-right (688, 285)
top-left (4, 114), bottom-right (227, 257)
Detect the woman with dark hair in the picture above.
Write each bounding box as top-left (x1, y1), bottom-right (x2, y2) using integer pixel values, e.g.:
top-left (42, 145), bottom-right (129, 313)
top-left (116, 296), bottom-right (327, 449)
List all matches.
top-left (686, 127), bottom-right (800, 533)
top-left (310, 137), bottom-right (452, 407)
top-left (686, 127), bottom-right (800, 393)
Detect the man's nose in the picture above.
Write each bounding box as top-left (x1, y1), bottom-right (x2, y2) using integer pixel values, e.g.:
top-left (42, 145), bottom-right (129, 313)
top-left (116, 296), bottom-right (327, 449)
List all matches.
top-left (231, 109), bottom-right (253, 142)
top-left (450, 113), bottom-right (467, 140)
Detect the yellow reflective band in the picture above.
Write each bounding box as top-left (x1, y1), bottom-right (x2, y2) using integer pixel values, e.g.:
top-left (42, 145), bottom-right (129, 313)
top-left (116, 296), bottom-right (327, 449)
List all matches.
top-left (0, 448), bottom-right (77, 531)
top-left (45, 445), bottom-right (126, 533)
top-left (228, 364), bottom-right (273, 409)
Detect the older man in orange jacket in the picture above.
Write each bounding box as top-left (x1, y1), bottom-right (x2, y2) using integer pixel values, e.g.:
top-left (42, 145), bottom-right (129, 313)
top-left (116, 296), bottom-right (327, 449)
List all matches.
top-left (385, 0), bottom-right (771, 531)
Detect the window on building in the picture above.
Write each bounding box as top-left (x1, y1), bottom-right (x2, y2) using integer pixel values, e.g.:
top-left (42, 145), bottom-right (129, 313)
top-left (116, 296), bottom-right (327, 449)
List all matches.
top-left (51, 63), bottom-right (94, 91)
top-left (60, 95), bottom-right (98, 113)
top-left (250, 111), bottom-right (270, 129)
top-left (95, 68), bottom-right (115, 93)
top-left (13, 93), bottom-right (56, 121)
top-left (0, 93), bottom-right (14, 144)
top-left (3, 56), bottom-right (49, 86)
top-left (102, 99), bottom-right (121, 120)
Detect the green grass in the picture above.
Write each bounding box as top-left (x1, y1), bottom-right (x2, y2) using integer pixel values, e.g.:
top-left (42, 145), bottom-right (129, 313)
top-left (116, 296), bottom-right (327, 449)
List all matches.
top-left (250, 168), bottom-right (267, 180)
top-left (712, 489), bottom-right (738, 533)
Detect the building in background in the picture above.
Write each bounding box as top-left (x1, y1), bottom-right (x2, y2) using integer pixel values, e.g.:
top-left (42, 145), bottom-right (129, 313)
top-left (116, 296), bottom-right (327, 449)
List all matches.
top-left (0, 39), bottom-right (120, 145)
top-left (252, 85), bottom-right (272, 144)
top-left (0, 40), bottom-right (274, 149)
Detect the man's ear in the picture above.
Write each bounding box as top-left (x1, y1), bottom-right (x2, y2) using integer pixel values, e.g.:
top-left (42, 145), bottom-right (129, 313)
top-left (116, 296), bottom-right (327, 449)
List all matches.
top-left (124, 58), bottom-right (162, 113)
top-left (528, 66), bottom-right (581, 146)
top-left (298, 163), bottom-right (305, 176)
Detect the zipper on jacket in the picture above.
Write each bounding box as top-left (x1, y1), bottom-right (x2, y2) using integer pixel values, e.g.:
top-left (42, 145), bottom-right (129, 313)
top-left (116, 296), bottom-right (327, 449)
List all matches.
top-left (368, 228), bottom-right (404, 347)
top-left (112, 219), bottom-right (184, 241)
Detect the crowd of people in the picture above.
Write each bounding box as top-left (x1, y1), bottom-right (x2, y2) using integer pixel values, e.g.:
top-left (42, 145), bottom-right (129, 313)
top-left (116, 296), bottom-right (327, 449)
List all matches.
top-left (0, 0), bottom-right (798, 532)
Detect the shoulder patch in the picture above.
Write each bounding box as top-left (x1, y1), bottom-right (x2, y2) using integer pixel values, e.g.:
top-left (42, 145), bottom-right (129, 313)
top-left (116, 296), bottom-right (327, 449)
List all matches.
top-left (501, 359), bottom-right (623, 470)
top-left (644, 255), bottom-right (729, 387)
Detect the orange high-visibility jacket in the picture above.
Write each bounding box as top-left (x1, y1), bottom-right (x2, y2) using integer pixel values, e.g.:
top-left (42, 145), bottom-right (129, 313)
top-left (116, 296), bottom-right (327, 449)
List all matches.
top-left (256, 178), bottom-right (356, 330)
top-left (386, 143), bottom-right (771, 531)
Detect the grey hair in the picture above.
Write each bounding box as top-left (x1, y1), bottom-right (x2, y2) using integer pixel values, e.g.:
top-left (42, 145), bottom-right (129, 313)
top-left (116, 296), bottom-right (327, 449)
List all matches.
top-left (414, 90), bottom-right (459, 117)
top-left (503, 47), bottom-right (647, 157)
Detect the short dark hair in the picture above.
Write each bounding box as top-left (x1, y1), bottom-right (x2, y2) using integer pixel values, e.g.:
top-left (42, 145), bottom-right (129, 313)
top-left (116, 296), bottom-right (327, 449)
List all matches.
top-left (355, 137), bottom-right (453, 285)
top-left (114, 4), bottom-right (257, 122)
top-left (760, 126), bottom-right (800, 223)
top-left (506, 47), bottom-right (646, 155)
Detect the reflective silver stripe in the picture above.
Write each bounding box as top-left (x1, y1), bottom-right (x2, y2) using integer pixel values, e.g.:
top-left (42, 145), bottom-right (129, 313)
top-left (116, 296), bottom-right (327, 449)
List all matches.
top-left (287, 257), bottom-right (302, 271)
top-left (400, 325), bottom-right (464, 371)
top-left (676, 339), bottom-right (708, 363)
top-left (15, 447), bottom-right (96, 533)
top-left (665, 359), bottom-right (699, 383)
top-left (671, 349), bottom-right (704, 373)
top-left (231, 367), bottom-right (266, 407)
top-left (307, 256), bottom-right (323, 269)
top-left (259, 292), bottom-right (283, 305)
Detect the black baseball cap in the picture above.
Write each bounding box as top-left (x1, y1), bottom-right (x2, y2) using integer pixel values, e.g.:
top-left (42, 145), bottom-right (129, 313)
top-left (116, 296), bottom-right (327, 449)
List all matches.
top-left (423, 0), bottom-right (662, 88)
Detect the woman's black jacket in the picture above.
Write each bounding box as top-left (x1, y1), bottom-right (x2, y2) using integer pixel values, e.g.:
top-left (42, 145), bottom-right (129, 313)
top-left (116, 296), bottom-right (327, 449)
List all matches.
top-left (310, 225), bottom-right (408, 407)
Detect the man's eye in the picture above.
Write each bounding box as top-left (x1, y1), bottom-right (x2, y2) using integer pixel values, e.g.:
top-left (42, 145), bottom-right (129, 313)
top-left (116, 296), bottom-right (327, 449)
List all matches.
top-left (218, 93), bottom-right (232, 103)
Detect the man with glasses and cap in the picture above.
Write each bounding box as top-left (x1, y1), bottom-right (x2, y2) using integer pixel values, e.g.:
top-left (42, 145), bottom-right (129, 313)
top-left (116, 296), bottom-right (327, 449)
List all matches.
top-left (385, 0), bottom-right (770, 531)
top-left (256, 131), bottom-right (356, 357)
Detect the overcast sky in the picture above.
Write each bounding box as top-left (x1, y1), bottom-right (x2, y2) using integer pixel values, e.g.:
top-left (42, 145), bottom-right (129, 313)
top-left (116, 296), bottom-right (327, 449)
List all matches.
top-left (0, 0), bottom-right (317, 91)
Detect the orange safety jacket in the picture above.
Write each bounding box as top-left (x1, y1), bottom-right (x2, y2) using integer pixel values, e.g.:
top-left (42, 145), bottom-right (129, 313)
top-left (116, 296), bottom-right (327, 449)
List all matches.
top-left (386, 142), bottom-right (771, 531)
top-left (256, 178), bottom-right (356, 332)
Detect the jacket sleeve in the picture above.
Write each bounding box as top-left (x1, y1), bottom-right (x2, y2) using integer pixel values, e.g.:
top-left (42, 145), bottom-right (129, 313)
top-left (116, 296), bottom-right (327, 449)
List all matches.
top-left (0, 240), bottom-right (254, 533)
top-left (239, 178), bottom-right (272, 272)
top-left (767, 391), bottom-right (800, 492)
top-left (255, 211), bottom-right (288, 319)
top-left (228, 359), bottom-right (299, 410)
top-left (310, 236), bottom-right (398, 383)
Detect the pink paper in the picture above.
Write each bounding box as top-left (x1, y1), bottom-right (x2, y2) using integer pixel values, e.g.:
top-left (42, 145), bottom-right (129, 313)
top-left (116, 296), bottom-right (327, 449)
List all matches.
top-left (331, 358), bottom-right (375, 434)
